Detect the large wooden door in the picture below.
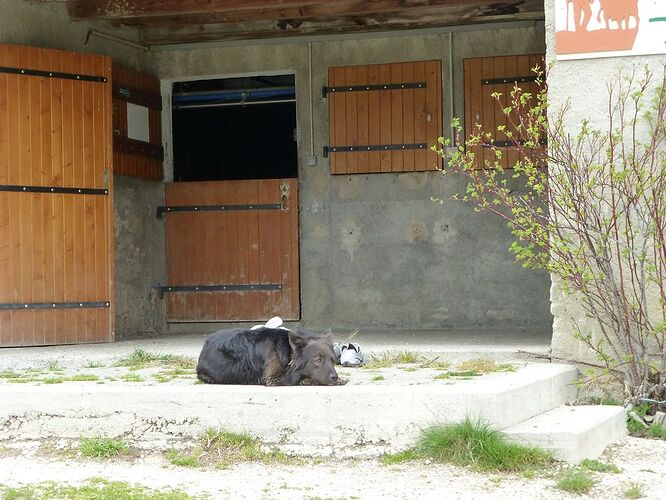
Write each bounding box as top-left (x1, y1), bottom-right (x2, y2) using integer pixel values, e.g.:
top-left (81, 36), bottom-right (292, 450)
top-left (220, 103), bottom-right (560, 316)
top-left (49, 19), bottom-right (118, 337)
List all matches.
top-left (0, 44), bottom-right (114, 347)
top-left (464, 54), bottom-right (545, 169)
top-left (162, 179), bottom-right (299, 322)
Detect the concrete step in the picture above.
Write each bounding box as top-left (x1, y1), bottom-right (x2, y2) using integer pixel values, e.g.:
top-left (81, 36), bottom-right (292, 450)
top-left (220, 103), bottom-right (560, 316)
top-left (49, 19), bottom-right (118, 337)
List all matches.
top-left (504, 404), bottom-right (627, 464)
top-left (0, 363), bottom-right (577, 457)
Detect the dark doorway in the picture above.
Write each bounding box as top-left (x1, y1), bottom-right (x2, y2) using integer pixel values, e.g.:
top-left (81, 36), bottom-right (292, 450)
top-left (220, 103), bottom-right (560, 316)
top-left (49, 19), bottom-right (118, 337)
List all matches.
top-left (172, 74), bottom-right (297, 181)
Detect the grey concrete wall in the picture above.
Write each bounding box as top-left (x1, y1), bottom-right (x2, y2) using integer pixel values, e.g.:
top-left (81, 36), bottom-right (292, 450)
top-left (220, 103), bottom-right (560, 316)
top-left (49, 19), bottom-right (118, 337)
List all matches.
top-left (544, 0), bottom-right (665, 360)
top-left (1, 0), bottom-right (164, 338)
top-left (150, 24), bottom-right (553, 333)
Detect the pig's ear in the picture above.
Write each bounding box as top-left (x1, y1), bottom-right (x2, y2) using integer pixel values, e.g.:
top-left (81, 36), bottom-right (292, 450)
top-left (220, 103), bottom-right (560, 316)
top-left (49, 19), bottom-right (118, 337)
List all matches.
top-left (288, 331), bottom-right (309, 352)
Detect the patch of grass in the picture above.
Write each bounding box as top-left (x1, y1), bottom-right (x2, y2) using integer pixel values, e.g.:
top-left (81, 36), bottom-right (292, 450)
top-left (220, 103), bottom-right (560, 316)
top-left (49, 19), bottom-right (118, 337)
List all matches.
top-left (416, 418), bottom-right (552, 473)
top-left (588, 395), bottom-right (622, 406)
top-left (627, 403), bottom-right (651, 434)
top-left (6, 378), bottom-right (38, 384)
top-left (47, 360), bottom-right (62, 371)
top-left (121, 373), bottom-right (145, 383)
top-left (0, 370), bottom-right (22, 379)
top-left (371, 375), bottom-right (385, 382)
top-left (166, 449), bottom-right (200, 468)
top-left (623, 482), bottom-right (644, 499)
top-left (401, 367), bottom-right (417, 372)
top-left (381, 448), bottom-right (419, 465)
top-left (195, 428), bottom-right (292, 468)
top-left (0, 477), bottom-right (194, 499)
top-left (580, 458), bottom-right (621, 473)
top-left (646, 423), bottom-right (666, 439)
top-left (84, 360), bottom-right (105, 368)
top-left (114, 349), bottom-right (195, 370)
top-left (447, 370), bottom-right (482, 377)
top-left (363, 351), bottom-right (422, 369)
top-left (434, 370), bottom-right (483, 380)
top-left (457, 358), bottom-right (515, 374)
top-left (78, 437), bottom-right (129, 459)
top-left (67, 374), bottom-right (100, 382)
top-left (556, 469), bottom-right (596, 494)
top-left (153, 373), bottom-right (171, 383)
top-left (426, 361), bottom-right (451, 370)
top-left (162, 368), bottom-right (196, 378)
top-left (42, 376), bottom-right (65, 384)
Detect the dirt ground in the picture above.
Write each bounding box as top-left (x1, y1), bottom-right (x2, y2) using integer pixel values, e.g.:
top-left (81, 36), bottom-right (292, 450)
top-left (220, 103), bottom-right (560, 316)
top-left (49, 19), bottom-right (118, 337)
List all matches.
top-left (0, 437), bottom-right (663, 499)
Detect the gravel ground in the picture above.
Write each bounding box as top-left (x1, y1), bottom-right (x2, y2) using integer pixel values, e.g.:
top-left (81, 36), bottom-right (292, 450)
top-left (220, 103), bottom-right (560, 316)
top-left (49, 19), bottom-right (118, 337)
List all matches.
top-left (0, 436), bottom-right (664, 499)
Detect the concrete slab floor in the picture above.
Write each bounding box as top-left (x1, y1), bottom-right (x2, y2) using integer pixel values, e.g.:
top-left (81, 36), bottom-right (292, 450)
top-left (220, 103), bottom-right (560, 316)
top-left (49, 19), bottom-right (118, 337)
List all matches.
top-left (0, 328), bottom-right (552, 370)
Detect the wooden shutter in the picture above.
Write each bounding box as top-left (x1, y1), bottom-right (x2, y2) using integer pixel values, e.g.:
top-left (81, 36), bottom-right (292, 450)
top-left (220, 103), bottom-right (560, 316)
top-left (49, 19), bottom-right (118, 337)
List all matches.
top-left (162, 179), bottom-right (299, 322)
top-left (112, 63), bottom-right (163, 180)
top-left (464, 54), bottom-right (545, 169)
top-left (326, 60), bottom-right (442, 174)
top-left (0, 44), bottom-right (114, 347)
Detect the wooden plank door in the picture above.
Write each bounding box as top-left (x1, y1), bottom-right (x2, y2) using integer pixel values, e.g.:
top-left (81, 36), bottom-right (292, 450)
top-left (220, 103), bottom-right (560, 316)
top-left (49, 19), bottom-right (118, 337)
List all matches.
top-left (0, 44), bottom-right (114, 347)
top-left (162, 179), bottom-right (299, 322)
top-left (326, 60), bottom-right (442, 174)
top-left (464, 54), bottom-right (545, 169)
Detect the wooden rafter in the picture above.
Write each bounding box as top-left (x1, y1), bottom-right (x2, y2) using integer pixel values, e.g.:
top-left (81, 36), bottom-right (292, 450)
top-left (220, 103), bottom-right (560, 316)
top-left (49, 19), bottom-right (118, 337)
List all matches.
top-left (64, 0), bottom-right (545, 45)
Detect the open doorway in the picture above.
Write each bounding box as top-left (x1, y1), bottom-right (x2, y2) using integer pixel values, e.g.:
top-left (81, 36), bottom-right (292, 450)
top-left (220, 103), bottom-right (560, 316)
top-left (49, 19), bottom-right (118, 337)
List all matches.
top-left (162, 73), bottom-right (301, 322)
top-left (172, 74), bottom-right (297, 181)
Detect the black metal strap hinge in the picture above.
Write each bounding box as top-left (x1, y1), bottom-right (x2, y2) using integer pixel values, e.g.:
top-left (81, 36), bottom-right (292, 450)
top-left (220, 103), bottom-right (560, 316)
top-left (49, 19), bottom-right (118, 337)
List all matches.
top-left (0, 184), bottom-right (108, 195)
top-left (0, 301), bottom-right (110, 310)
top-left (323, 143), bottom-right (427, 158)
top-left (156, 202), bottom-right (283, 219)
top-left (322, 81), bottom-right (426, 98)
top-left (0, 66), bottom-right (107, 83)
top-left (157, 284), bottom-right (282, 298)
top-left (481, 76), bottom-right (538, 85)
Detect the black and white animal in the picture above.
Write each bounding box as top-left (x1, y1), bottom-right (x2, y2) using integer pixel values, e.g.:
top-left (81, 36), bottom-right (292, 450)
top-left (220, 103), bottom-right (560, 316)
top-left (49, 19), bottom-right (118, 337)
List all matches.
top-left (196, 327), bottom-right (339, 386)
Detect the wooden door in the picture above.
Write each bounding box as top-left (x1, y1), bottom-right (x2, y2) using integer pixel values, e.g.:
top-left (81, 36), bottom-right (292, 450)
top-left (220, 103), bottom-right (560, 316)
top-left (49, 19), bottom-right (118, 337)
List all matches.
top-left (162, 179), bottom-right (299, 322)
top-left (326, 60), bottom-right (442, 174)
top-left (464, 54), bottom-right (545, 169)
top-left (0, 44), bottom-right (114, 347)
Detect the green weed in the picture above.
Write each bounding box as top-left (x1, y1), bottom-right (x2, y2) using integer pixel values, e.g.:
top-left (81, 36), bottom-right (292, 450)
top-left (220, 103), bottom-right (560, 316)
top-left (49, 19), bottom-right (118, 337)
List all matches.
top-left (623, 482), bottom-right (644, 499)
top-left (417, 418), bottom-right (551, 472)
top-left (457, 358), bottom-right (515, 374)
top-left (0, 477), bottom-right (193, 499)
top-left (114, 349), bottom-right (195, 370)
top-left (121, 373), bottom-right (145, 383)
top-left (380, 448), bottom-right (419, 465)
top-left (556, 470), bottom-right (596, 494)
top-left (166, 449), bottom-right (200, 468)
top-left (78, 437), bottom-right (129, 459)
top-left (580, 459), bottom-right (621, 473)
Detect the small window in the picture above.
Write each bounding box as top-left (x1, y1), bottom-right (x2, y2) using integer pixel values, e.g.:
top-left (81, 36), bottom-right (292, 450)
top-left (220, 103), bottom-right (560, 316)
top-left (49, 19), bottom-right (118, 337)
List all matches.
top-left (172, 74), bottom-right (297, 182)
top-left (325, 60), bottom-right (442, 175)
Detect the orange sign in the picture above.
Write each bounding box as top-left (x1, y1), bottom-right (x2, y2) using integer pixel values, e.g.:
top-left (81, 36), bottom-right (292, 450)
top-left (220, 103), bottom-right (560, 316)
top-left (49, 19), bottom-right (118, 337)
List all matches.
top-left (555, 0), bottom-right (666, 59)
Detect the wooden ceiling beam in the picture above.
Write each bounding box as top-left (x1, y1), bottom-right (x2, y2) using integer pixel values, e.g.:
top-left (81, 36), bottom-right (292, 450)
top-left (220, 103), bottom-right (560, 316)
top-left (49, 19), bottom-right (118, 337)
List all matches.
top-left (140, 10), bottom-right (545, 45)
top-left (68, 0), bottom-right (539, 24)
top-left (104, 0), bottom-right (535, 28)
top-left (67, 0), bottom-right (339, 20)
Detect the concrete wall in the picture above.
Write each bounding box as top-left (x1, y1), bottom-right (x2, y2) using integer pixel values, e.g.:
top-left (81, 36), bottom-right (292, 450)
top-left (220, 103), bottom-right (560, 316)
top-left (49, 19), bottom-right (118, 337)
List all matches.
top-left (0, 0), bottom-right (164, 338)
top-left (150, 24), bottom-right (553, 333)
top-left (544, 0), bottom-right (665, 359)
